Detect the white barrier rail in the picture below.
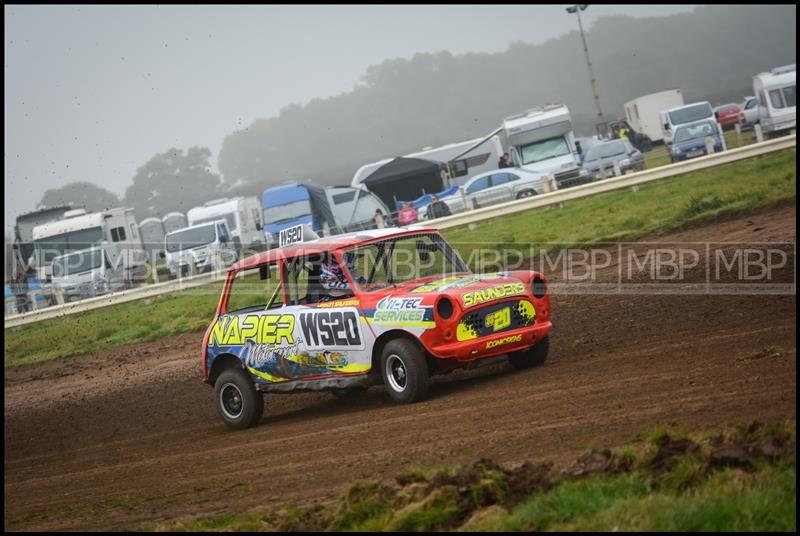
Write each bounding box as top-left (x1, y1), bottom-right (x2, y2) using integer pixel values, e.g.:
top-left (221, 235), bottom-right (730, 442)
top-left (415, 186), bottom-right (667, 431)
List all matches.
top-left (5, 134), bottom-right (795, 329)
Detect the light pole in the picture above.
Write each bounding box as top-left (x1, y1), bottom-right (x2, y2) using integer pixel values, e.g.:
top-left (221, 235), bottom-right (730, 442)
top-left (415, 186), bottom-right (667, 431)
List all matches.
top-left (566, 4), bottom-right (605, 125)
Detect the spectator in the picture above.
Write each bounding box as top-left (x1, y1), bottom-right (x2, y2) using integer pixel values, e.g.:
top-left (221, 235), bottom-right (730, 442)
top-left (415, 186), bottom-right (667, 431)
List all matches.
top-left (398, 202), bottom-right (418, 225)
top-left (575, 140), bottom-right (584, 164)
top-left (374, 208), bottom-right (385, 229)
top-left (497, 152), bottom-right (513, 168)
top-left (426, 194), bottom-right (452, 220)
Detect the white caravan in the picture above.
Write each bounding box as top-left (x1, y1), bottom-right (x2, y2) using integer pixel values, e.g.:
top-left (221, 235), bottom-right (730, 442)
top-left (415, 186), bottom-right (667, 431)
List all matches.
top-left (326, 186), bottom-right (394, 232)
top-left (187, 197), bottom-right (264, 248)
top-left (164, 220), bottom-right (237, 279)
top-left (501, 104), bottom-right (591, 189)
top-left (31, 207), bottom-right (146, 285)
top-left (753, 64), bottom-right (796, 136)
top-left (624, 89), bottom-right (685, 143)
top-left (658, 101), bottom-right (722, 146)
top-left (51, 245), bottom-right (127, 303)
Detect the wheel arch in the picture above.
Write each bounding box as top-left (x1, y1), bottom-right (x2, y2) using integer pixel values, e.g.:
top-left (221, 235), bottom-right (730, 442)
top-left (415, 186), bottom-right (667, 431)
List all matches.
top-left (370, 329), bottom-right (430, 378)
top-left (209, 353), bottom-right (245, 386)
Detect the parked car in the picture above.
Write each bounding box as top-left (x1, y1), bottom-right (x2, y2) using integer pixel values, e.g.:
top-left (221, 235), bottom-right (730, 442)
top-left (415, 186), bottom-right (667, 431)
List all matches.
top-left (713, 103), bottom-right (744, 130)
top-left (670, 120), bottom-right (724, 163)
top-left (202, 224), bottom-right (553, 429)
top-left (439, 168), bottom-right (554, 213)
top-left (740, 96), bottom-right (760, 128)
top-left (581, 139), bottom-right (645, 180)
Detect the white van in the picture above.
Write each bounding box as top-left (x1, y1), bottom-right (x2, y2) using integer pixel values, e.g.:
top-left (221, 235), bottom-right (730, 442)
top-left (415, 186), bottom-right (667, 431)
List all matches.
top-left (187, 197), bottom-right (264, 249)
top-left (659, 101), bottom-right (722, 147)
top-left (753, 64), bottom-right (796, 136)
top-left (51, 245), bottom-right (126, 303)
top-left (164, 220), bottom-right (237, 279)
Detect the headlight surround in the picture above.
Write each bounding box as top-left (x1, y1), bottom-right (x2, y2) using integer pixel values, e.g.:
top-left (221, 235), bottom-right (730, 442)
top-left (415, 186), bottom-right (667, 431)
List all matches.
top-left (578, 168), bottom-right (590, 177)
top-left (532, 276), bottom-right (547, 299)
top-left (436, 296), bottom-right (454, 320)
top-left (619, 158), bottom-right (631, 167)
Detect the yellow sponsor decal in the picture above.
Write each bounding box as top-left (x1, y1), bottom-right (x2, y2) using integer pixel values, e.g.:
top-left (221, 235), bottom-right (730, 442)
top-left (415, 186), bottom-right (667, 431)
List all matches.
top-left (486, 334), bottom-right (523, 349)
top-left (315, 298), bottom-right (360, 309)
top-left (412, 275), bottom-right (465, 293)
top-left (485, 307), bottom-right (511, 332)
top-left (210, 314), bottom-right (295, 346)
top-left (457, 321), bottom-right (478, 341)
top-left (462, 282), bottom-right (525, 307)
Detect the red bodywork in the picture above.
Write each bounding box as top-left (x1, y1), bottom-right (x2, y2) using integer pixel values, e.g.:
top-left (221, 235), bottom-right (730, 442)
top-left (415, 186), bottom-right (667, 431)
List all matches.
top-left (714, 104), bottom-right (743, 129)
top-left (201, 228), bottom-right (552, 382)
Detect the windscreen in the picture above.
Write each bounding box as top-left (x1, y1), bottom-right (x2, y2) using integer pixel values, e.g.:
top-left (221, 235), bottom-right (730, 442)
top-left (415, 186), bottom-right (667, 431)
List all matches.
top-left (52, 249), bottom-right (103, 278)
top-left (584, 141), bottom-right (627, 162)
top-left (674, 121), bottom-right (717, 143)
top-left (34, 226), bottom-right (105, 264)
top-left (343, 232), bottom-right (469, 292)
top-left (520, 136), bottom-right (571, 165)
top-left (669, 103), bottom-right (713, 126)
top-left (263, 199), bottom-right (312, 225)
top-left (165, 224), bottom-right (216, 252)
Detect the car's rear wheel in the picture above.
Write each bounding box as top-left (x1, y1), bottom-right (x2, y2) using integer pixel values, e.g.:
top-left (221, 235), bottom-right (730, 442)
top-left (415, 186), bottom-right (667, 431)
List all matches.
top-left (214, 368), bottom-right (264, 429)
top-left (381, 338), bottom-right (429, 404)
top-left (516, 190), bottom-right (536, 199)
top-left (508, 336), bottom-right (549, 370)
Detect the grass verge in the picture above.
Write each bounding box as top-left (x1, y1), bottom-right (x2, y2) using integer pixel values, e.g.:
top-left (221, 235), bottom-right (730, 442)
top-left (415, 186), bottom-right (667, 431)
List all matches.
top-left (145, 420), bottom-right (796, 532)
top-left (4, 148), bottom-right (796, 367)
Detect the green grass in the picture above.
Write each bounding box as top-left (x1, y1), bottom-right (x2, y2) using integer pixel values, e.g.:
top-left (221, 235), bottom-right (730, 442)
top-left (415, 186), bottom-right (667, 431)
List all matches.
top-left (143, 420), bottom-right (796, 532)
top-left (4, 148), bottom-right (796, 368)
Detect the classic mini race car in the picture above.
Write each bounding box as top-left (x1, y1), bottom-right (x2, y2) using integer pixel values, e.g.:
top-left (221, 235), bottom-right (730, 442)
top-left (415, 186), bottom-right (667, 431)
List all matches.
top-left (202, 224), bottom-right (552, 429)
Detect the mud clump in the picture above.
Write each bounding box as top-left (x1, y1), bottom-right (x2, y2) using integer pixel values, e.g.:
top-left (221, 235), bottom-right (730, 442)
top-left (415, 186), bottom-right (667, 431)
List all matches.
top-left (562, 448), bottom-right (633, 477)
top-left (647, 435), bottom-right (701, 475)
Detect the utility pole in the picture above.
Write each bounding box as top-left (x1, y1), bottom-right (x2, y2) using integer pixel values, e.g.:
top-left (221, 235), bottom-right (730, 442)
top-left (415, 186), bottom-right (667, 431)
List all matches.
top-left (567, 4), bottom-right (605, 124)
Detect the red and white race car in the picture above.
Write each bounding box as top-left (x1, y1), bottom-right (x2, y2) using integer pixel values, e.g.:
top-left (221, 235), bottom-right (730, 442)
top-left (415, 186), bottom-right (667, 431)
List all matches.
top-left (202, 224), bottom-right (552, 429)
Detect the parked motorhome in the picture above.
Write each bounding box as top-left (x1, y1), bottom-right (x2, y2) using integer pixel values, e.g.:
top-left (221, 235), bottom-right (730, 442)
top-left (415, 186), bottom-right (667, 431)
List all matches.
top-left (501, 104), bottom-right (591, 189)
top-left (187, 197), bottom-right (264, 249)
top-left (326, 186), bottom-right (394, 232)
top-left (31, 207), bottom-right (146, 285)
top-left (624, 89), bottom-right (684, 143)
top-left (754, 64), bottom-right (796, 136)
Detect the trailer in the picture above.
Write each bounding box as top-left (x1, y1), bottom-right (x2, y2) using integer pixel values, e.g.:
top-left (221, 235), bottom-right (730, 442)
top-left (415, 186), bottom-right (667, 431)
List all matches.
top-left (624, 89), bottom-right (684, 143)
top-left (754, 64), bottom-right (796, 136)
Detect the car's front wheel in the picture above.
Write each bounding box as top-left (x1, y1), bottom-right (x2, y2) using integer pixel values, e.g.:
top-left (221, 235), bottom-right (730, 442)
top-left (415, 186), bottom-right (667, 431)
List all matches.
top-left (381, 338), bottom-right (429, 404)
top-left (508, 336), bottom-right (549, 370)
top-left (214, 368), bottom-right (264, 429)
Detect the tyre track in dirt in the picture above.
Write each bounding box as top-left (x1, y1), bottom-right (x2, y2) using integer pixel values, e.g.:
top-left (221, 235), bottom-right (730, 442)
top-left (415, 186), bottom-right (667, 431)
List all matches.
top-left (4, 204), bottom-right (796, 531)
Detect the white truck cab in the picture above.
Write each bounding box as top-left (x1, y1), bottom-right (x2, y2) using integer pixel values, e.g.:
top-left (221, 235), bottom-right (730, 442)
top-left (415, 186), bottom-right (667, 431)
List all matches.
top-left (164, 220), bottom-right (237, 278)
top-left (51, 244), bottom-right (126, 303)
top-left (659, 101), bottom-right (721, 146)
top-left (502, 104), bottom-right (591, 189)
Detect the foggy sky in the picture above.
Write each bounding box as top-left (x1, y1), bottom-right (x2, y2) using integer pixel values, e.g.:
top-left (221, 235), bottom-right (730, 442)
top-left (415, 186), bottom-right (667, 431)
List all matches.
top-left (4, 4), bottom-right (697, 235)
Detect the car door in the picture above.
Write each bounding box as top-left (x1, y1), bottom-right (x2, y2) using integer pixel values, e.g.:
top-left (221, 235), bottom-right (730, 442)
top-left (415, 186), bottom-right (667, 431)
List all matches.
top-left (279, 253), bottom-right (374, 383)
top-left (464, 175), bottom-right (491, 209)
top-left (486, 173), bottom-right (514, 204)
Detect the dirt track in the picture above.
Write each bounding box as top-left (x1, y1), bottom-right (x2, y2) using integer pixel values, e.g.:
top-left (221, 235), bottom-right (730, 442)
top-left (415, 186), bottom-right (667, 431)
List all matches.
top-left (4, 205), bottom-right (797, 531)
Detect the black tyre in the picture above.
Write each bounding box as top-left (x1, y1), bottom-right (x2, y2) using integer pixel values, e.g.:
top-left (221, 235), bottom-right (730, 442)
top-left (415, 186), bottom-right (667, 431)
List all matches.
top-left (214, 368), bottom-right (264, 429)
top-left (381, 338), bottom-right (430, 404)
top-left (508, 336), bottom-right (549, 370)
top-left (516, 190), bottom-right (537, 199)
top-left (332, 385), bottom-right (368, 399)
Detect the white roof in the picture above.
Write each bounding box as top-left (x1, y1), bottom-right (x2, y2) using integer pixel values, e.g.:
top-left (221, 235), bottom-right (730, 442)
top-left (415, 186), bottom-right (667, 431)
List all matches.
top-left (32, 212), bottom-right (106, 241)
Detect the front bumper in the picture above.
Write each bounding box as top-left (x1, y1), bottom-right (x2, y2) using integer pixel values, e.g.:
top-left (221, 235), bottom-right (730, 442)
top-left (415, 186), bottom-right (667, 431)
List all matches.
top-left (428, 321), bottom-right (552, 361)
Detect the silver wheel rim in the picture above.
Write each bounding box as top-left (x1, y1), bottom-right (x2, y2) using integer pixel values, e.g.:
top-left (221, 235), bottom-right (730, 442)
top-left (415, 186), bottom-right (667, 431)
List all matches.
top-left (219, 382), bottom-right (244, 420)
top-left (386, 354), bottom-right (407, 393)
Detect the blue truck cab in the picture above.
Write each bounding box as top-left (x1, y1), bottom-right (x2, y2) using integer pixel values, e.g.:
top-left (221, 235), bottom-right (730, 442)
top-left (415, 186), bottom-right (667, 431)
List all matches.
top-left (261, 183), bottom-right (336, 248)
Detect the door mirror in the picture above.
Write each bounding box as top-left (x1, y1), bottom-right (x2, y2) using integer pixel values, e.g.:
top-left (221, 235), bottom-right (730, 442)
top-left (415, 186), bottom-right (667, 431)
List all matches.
top-left (159, 251), bottom-right (165, 259)
top-left (259, 265), bottom-right (270, 280)
top-left (255, 222), bottom-right (262, 231)
top-left (664, 123), bottom-right (670, 131)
